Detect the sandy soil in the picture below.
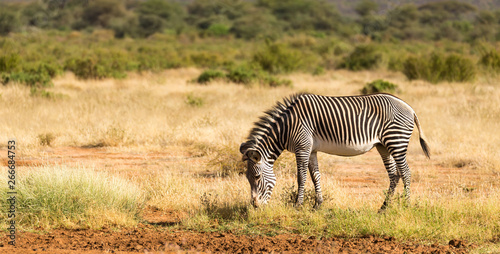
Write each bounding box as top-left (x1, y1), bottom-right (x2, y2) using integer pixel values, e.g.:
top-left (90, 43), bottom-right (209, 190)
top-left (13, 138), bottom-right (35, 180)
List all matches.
top-left (0, 147), bottom-right (484, 253)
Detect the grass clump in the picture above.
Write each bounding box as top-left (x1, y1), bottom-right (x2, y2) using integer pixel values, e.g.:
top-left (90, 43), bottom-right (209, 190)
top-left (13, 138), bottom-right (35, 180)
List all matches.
top-left (361, 79), bottom-right (399, 95)
top-left (186, 93), bottom-right (204, 107)
top-left (403, 53), bottom-right (476, 83)
top-left (209, 144), bottom-right (246, 177)
top-left (340, 44), bottom-right (382, 71)
top-left (1, 165), bottom-right (144, 229)
top-left (38, 133), bottom-right (56, 146)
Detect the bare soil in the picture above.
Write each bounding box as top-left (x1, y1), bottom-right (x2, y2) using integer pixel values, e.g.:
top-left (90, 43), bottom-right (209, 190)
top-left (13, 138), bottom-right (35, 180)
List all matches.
top-left (0, 224), bottom-right (471, 254)
top-left (0, 147), bottom-right (484, 253)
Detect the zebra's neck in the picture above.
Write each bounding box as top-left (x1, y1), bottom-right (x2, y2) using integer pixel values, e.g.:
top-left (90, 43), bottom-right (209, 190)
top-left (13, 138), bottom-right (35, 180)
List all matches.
top-left (245, 94), bottom-right (307, 161)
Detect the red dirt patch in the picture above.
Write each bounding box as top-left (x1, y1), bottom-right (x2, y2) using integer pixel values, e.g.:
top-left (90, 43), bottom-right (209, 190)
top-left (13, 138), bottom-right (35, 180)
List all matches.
top-left (1, 227), bottom-right (471, 254)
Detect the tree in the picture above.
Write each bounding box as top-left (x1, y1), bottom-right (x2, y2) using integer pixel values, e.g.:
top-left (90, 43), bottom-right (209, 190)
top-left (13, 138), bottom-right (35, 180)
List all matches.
top-left (257, 0), bottom-right (343, 31)
top-left (231, 8), bottom-right (283, 39)
top-left (355, 0), bottom-right (378, 17)
top-left (81, 0), bottom-right (127, 28)
top-left (187, 0), bottom-right (251, 30)
top-left (0, 8), bottom-right (19, 35)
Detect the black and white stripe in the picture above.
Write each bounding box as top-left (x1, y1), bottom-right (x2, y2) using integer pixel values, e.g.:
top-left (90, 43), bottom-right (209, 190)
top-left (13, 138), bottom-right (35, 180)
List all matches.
top-left (240, 93), bottom-right (430, 210)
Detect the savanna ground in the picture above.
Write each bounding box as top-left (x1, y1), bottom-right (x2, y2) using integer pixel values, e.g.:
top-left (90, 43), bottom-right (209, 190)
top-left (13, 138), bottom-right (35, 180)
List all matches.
top-left (1, 69), bottom-right (499, 253)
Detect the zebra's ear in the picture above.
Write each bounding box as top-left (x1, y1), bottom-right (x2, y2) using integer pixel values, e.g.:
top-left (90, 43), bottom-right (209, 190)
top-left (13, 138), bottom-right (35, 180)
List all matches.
top-left (240, 142), bottom-right (251, 154)
top-left (240, 142), bottom-right (261, 163)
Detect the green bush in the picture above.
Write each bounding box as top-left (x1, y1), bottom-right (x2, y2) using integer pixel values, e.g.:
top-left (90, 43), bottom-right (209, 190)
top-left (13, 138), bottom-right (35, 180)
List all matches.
top-left (194, 66), bottom-right (292, 87)
top-left (0, 53), bottom-right (20, 72)
top-left (190, 52), bottom-right (225, 68)
top-left (206, 23), bottom-right (230, 37)
top-left (196, 69), bottom-right (226, 84)
top-left (340, 44), bottom-right (382, 71)
top-left (479, 50), bottom-right (500, 70)
top-left (252, 42), bottom-right (304, 74)
top-left (403, 53), bottom-right (476, 83)
top-left (1, 72), bottom-right (52, 87)
top-left (361, 79), bottom-right (398, 95)
top-left (65, 50), bottom-right (130, 79)
top-left (226, 66), bottom-right (258, 84)
top-left (65, 57), bottom-right (107, 79)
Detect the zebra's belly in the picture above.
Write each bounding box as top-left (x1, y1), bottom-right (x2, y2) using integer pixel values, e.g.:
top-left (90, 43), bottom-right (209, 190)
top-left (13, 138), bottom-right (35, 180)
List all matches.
top-left (313, 138), bottom-right (378, 157)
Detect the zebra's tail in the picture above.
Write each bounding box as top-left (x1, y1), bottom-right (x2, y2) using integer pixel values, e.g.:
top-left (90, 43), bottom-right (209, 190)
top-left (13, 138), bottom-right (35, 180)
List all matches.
top-left (414, 113), bottom-right (431, 159)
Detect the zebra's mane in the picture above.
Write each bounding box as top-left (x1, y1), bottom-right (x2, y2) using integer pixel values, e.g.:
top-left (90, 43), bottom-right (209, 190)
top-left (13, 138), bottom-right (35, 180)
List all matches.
top-left (246, 93), bottom-right (308, 144)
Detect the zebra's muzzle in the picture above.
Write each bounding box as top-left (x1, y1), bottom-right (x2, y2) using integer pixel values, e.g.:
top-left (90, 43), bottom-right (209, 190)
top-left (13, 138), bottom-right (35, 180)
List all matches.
top-left (251, 197), bottom-right (259, 208)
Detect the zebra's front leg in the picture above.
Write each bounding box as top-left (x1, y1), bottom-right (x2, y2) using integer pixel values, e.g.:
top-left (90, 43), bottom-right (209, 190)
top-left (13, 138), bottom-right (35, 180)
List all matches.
top-left (376, 145), bottom-right (400, 212)
top-left (295, 156), bottom-right (309, 208)
top-left (308, 152), bottom-right (323, 209)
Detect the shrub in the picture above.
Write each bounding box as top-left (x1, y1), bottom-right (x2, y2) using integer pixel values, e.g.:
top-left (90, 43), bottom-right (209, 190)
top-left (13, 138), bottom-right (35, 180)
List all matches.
top-left (361, 79), bottom-right (398, 95)
top-left (196, 69), bottom-right (226, 84)
top-left (65, 57), bottom-right (107, 79)
top-left (0, 53), bottom-right (20, 72)
top-left (252, 42), bottom-right (304, 74)
top-left (226, 66), bottom-right (258, 84)
top-left (65, 51), bottom-right (130, 79)
top-left (194, 66), bottom-right (292, 87)
top-left (479, 50), bottom-right (500, 70)
top-left (1, 72), bottom-right (52, 87)
top-left (444, 54), bottom-right (476, 82)
top-left (403, 53), bottom-right (476, 83)
top-left (206, 23), bottom-right (230, 37)
top-left (190, 52), bottom-right (225, 68)
top-left (340, 44), bottom-right (382, 71)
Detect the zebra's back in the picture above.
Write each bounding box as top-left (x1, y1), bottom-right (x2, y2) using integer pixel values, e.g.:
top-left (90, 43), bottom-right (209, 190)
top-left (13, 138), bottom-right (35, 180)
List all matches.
top-left (290, 93), bottom-right (415, 156)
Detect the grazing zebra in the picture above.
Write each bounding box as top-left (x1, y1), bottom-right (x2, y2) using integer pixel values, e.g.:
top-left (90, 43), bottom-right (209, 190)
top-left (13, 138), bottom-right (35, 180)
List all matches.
top-left (240, 93), bottom-right (430, 211)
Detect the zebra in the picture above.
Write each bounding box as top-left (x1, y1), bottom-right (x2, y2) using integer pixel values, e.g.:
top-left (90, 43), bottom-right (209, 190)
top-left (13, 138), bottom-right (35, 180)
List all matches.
top-left (240, 93), bottom-right (430, 211)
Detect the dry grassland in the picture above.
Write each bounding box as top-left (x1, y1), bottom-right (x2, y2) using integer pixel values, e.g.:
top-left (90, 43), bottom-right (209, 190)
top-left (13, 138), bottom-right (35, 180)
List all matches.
top-left (1, 69), bottom-right (499, 250)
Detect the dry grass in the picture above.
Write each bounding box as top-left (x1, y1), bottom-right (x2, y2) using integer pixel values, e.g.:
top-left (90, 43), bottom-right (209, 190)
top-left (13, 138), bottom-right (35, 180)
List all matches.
top-left (1, 69), bottom-right (499, 249)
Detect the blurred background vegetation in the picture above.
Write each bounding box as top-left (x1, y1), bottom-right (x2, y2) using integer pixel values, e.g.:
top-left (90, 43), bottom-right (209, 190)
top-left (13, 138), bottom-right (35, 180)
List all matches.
top-left (0, 0), bottom-right (499, 88)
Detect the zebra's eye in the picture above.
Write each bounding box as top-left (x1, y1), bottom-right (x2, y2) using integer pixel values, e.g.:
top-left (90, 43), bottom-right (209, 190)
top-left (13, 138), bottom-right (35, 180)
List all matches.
top-left (255, 174), bottom-right (261, 180)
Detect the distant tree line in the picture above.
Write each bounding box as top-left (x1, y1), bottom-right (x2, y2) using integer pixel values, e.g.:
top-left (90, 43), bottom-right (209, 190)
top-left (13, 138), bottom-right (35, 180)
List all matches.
top-left (0, 0), bottom-right (499, 42)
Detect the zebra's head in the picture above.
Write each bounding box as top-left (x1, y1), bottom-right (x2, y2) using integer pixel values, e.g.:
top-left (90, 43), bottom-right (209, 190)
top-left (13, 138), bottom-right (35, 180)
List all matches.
top-left (240, 142), bottom-right (276, 208)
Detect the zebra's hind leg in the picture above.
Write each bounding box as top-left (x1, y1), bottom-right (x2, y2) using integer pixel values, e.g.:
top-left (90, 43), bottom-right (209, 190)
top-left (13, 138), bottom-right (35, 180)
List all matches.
top-left (308, 152), bottom-right (323, 209)
top-left (376, 144), bottom-right (400, 212)
top-left (394, 154), bottom-right (411, 207)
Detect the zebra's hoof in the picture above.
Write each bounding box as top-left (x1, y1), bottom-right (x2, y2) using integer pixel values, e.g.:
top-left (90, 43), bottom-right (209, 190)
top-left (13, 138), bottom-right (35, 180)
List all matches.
top-left (313, 202), bottom-right (322, 210)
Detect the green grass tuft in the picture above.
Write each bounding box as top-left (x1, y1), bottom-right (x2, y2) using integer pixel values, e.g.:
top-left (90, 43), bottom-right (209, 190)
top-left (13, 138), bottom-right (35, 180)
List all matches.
top-left (1, 165), bottom-right (145, 229)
